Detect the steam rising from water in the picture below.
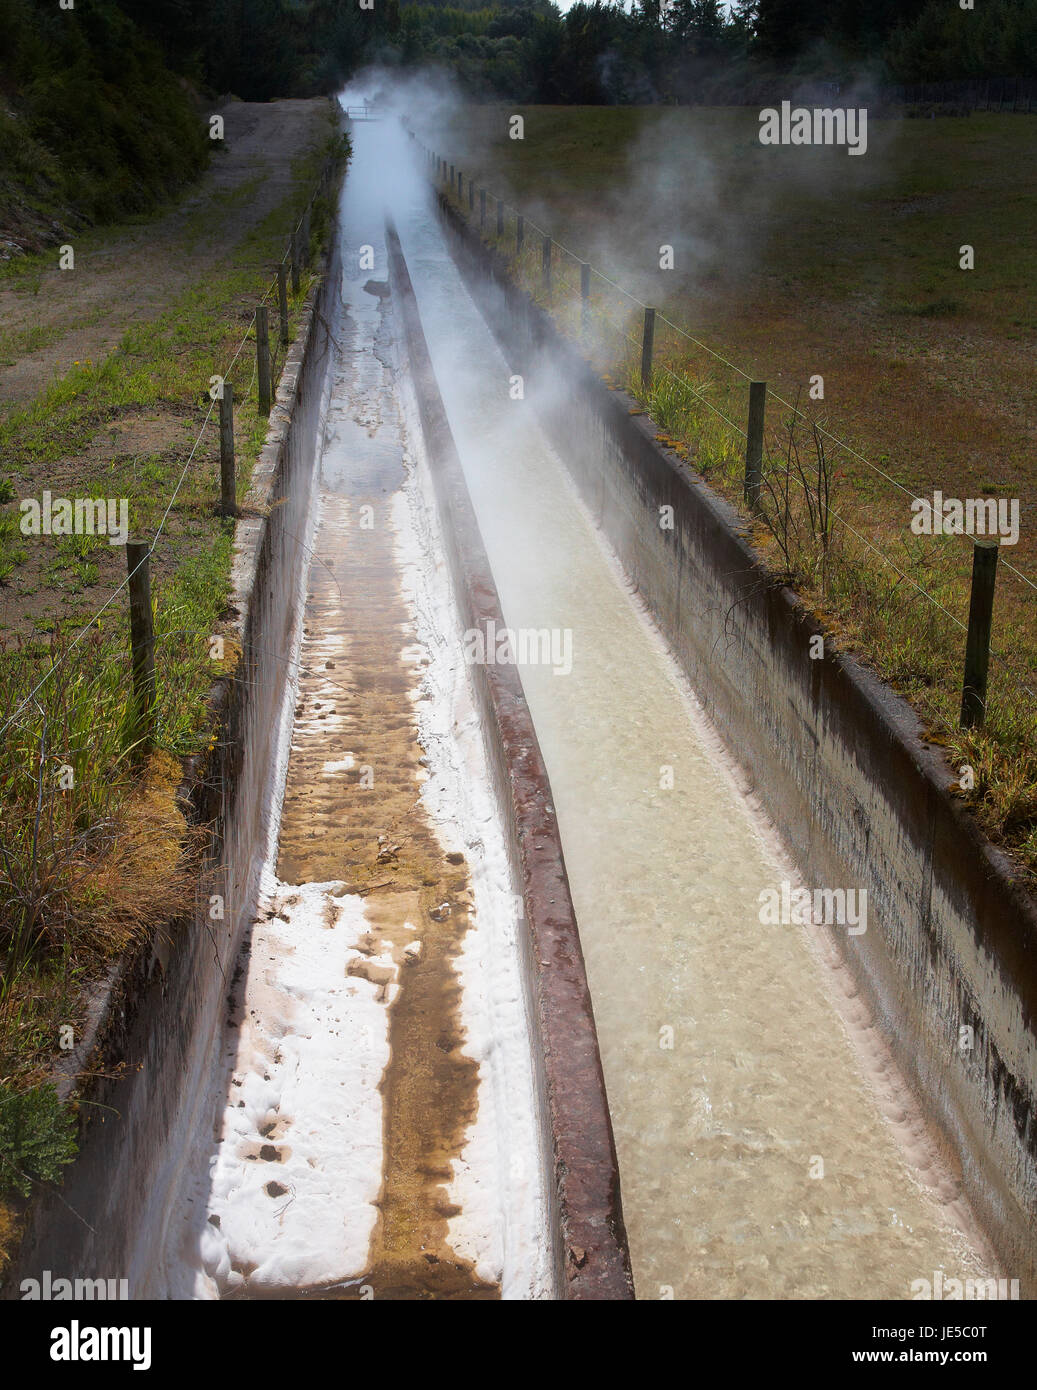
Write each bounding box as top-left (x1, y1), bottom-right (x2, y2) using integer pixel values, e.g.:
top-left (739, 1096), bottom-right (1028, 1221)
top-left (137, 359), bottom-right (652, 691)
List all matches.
top-left (342, 91), bottom-right (993, 1297)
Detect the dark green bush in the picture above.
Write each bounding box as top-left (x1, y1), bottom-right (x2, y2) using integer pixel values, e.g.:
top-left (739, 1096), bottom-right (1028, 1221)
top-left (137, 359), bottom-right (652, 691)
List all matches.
top-left (0, 0), bottom-right (209, 228)
top-left (0, 1083), bottom-right (77, 1199)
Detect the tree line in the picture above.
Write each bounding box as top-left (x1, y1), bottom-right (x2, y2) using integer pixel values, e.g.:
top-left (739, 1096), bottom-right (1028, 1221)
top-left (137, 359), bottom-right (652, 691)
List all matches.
top-left (3, 0), bottom-right (1035, 236)
top-left (395, 0), bottom-right (1037, 103)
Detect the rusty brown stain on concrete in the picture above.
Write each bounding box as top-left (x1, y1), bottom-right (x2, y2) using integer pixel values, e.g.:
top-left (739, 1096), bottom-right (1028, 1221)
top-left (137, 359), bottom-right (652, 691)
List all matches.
top-left (275, 489), bottom-right (498, 1300)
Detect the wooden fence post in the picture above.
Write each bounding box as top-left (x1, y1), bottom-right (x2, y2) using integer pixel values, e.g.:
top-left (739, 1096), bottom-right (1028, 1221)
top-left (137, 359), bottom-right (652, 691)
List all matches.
top-left (126, 541), bottom-right (155, 755)
top-left (497, 198), bottom-right (504, 237)
top-left (219, 381), bottom-right (235, 516)
top-left (641, 306), bottom-right (656, 389)
top-left (277, 263), bottom-right (289, 346)
top-left (290, 232), bottom-right (301, 295)
top-left (960, 540), bottom-right (999, 728)
top-left (256, 306), bottom-right (272, 417)
top-left (744, 381), bottom-right (767, 514)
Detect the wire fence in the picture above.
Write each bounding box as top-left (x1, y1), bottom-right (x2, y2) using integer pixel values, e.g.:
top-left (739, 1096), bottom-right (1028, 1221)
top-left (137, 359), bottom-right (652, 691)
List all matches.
top-left (422, 145), bottom-right (1037, 733)
top-left (0, 154), bottom-right (341, 746)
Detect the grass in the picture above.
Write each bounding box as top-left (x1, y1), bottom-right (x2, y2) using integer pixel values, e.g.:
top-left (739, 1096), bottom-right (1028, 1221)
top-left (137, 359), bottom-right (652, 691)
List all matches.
top-left (0, 321), bottom-right (71, 366)
top-left (431, 105), bottom-right (1037, 881)
top-left (0, 113), bottom-right (348, 1208)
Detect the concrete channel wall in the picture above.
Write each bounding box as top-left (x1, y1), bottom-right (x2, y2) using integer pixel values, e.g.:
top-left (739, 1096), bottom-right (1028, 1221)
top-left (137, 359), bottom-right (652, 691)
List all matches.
top-left (5, 227), bottom-right (343, 1299)
top-left (386, 222), bottom-right (634, 1300)
top-left (436, 194), bottom-right (1037, 1294)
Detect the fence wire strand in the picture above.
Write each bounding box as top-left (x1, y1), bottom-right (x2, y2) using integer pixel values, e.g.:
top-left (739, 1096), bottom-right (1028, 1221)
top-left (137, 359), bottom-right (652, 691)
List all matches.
top-left (427, 146), bottom-right (1037, 707)
top-left (0, 161), bottom-right (337, 742)
top-left (430, 151), bottom-right (1037, 602)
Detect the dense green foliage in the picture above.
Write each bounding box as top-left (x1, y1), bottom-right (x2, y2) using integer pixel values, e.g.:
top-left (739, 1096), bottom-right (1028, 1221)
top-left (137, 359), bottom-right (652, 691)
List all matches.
top-left (294, 0), bottom-right (1037, 102)
top-left (0, 0), bottom-right (210, 228)
top-left (386, 0), bottom-right (1037, 101)
top-left (3, 0), bottom-right (1034, 236)
top-left (0, 1083), bottom-right (77, 1198)
top-left (887, 0), bottom-right (1037, 83)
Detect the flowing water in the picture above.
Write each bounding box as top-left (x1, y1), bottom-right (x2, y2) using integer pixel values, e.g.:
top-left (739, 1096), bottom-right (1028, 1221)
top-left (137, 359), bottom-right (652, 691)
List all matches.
top-left (383, 121), bottom-right (994, 1300)
top-left (156, 114), bottom-right (994, 1302)
top-left (155, 123), bottom-right (551, 1301)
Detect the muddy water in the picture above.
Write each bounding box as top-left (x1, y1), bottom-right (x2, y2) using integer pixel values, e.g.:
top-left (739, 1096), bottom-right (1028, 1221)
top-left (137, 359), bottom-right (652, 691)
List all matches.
top-left (385, 129), bottom-right (996, 1300)
top-left (293, 173), bottom-right (502, 1300)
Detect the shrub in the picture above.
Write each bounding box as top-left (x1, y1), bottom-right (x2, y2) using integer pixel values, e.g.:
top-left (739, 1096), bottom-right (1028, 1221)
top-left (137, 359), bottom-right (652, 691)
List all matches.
top-left (0, 1083), bottom-right (77, 1199)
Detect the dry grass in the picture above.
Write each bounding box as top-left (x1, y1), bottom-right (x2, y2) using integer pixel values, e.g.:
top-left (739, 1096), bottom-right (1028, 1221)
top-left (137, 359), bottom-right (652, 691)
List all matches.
top-left (75, 751), bottom-right (196, 951)
top-left (0, 1200), bottom-right (19, 1276)
top-left (436, 117), bottom-right (1037, 880)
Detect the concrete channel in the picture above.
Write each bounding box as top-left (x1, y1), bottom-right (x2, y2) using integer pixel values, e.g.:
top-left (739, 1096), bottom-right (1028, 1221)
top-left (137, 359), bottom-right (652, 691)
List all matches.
top-left (7, 106), bottom-right (1035, 1303)
top-left (383, 125), bottom-right (1019, 1299)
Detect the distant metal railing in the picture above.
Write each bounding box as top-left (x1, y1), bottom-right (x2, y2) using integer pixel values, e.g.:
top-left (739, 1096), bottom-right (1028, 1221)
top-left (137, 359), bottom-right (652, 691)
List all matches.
top-left (343, 104), bottom-right (383, 121)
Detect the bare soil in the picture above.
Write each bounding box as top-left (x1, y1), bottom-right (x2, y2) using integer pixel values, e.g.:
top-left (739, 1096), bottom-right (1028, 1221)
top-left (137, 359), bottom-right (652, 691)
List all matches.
top-left (0, 99), bottom-right (331, 410)
top-left (0, 97), bottom-right (333, 643)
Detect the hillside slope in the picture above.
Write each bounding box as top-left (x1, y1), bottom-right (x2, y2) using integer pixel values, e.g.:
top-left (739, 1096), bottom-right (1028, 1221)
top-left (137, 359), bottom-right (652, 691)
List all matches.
top-left (0, 0), bottom-right (210, 255)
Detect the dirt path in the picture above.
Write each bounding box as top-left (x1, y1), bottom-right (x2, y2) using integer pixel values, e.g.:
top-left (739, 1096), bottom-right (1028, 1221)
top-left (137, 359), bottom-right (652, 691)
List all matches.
top-left (0, 98), bottom-right (332, 412)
